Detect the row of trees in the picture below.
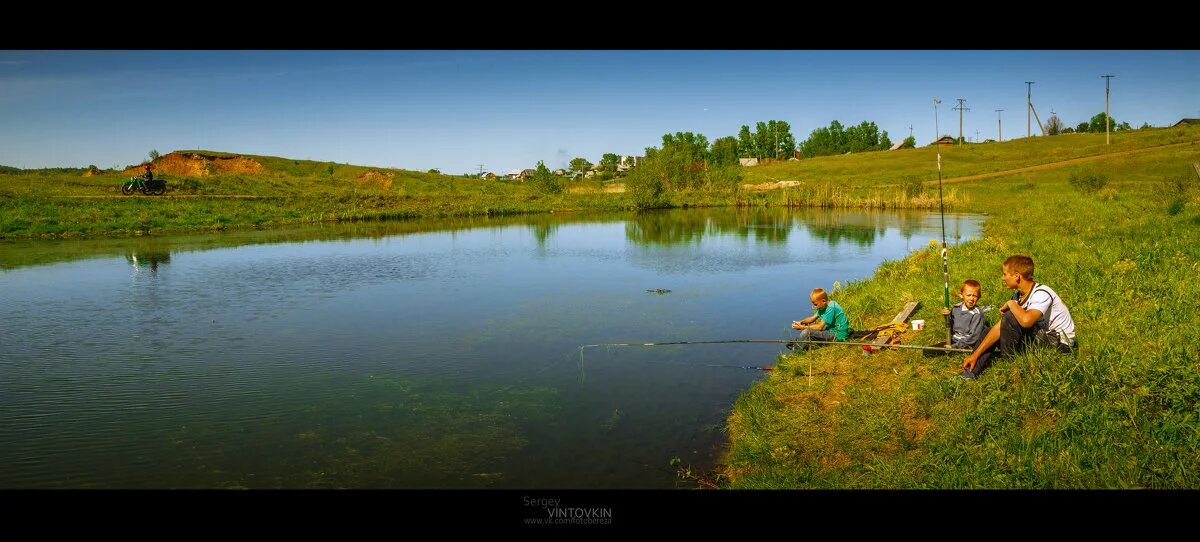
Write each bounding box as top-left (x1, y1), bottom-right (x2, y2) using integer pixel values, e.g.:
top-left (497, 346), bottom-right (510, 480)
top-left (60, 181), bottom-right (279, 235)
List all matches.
top-left (1044, 112), bottom-right (1136, 136)
top-left (798, 120), bottom-right (893, 158)
top-left (568, 153), bottom-right (629, 176)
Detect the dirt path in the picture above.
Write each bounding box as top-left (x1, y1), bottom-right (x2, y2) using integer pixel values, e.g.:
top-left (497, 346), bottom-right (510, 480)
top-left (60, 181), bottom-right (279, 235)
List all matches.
top-left (924, 141), bottom-right (1196, 187)
top-left (747, 141), bottom-right (1196, 191)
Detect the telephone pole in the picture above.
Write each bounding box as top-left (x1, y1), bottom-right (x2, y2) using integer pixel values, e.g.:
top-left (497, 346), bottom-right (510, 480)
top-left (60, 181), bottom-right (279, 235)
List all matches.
top-left (995, 109), bottom-right (1004, 142)
top-left (953, 99), bottom-right (970, 145)
top-left (1102, 74), bottom-right (1116, 144)
top-left (1026, 81), bottom-right (1035, 138)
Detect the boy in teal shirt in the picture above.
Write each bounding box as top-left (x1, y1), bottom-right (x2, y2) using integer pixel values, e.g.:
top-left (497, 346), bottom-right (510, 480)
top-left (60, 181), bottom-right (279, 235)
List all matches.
top-left (791, 288), bottom-right (852, 350)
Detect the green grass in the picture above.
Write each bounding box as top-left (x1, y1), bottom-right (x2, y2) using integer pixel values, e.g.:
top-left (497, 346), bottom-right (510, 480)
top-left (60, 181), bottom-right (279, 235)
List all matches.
top-left (3, 128), bottom-right (1195, 239)
top-left (723, 140), bottom-right (1200, 488)
top-left (743, 126), bottom-right (1197, 189)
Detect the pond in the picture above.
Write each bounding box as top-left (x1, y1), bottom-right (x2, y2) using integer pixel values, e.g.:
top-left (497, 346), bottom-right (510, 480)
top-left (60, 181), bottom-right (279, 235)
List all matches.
top-left (0, 208), bottom-right (981, 488)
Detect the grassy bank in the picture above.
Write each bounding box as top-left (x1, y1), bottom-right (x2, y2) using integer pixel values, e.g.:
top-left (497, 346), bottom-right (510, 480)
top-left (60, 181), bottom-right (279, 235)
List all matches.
top-left (723, 140), bottom-right (1200, 488)
top-left (19, 130), bottom-right (1195, 239)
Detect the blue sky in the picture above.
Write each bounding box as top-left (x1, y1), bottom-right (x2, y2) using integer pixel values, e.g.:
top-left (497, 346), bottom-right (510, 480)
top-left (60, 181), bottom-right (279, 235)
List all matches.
top-left (1, 50), bottom-right (1196, 174)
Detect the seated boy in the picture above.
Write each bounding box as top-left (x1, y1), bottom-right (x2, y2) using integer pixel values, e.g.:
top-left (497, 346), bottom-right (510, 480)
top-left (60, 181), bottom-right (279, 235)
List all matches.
top-left (942, 279), bottom-right (988, 351)
top-left (961, 255), bottom-right (1076, 379)
top-left (791, 288), bottom-right (851, 351)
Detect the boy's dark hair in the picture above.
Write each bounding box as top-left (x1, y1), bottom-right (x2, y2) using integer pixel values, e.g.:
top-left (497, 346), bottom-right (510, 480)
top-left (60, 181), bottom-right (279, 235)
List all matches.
top-left (1003, 255), bottom-right (1035, 280)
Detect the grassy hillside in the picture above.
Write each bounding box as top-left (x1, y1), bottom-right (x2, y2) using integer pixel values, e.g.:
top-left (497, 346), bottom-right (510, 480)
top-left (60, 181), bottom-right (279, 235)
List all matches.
top-left (0, 151), bottom-right (631, 238)
top-left (1, 127), bottom-right (1197, 241)
top-left (723, 138), bottom-right (1200, 488)
top-left (742, 126), bottom-right (1198, 191)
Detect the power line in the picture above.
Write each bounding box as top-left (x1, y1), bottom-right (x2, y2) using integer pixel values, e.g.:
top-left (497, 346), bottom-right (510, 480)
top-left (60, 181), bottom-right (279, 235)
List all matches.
top-left (953, 99), bottom-right (970, 145)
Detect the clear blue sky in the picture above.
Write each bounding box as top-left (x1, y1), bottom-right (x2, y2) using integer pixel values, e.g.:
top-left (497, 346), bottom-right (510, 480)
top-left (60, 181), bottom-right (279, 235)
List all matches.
top-left (2, 50), bottom-right (1196, 174)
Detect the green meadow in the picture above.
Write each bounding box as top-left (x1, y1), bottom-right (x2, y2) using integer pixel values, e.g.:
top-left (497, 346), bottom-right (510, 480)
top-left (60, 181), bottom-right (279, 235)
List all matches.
top-left (723, 128), bottom-right (1200, 488)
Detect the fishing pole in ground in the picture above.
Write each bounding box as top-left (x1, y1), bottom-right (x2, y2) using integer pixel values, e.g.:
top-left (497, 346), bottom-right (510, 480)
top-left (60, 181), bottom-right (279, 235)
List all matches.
top-left (934, 98), bottom-right (952, 347)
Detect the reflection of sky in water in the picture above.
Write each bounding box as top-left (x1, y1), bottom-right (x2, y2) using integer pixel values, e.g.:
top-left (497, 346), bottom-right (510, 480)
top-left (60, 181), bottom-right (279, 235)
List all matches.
top-left (0, 208), bottom-right (982, 488)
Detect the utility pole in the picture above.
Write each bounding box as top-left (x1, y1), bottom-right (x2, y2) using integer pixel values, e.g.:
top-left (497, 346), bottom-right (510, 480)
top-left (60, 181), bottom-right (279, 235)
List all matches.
top-left (995, 109), bottom-right (1004, 142)
top-left (953, 99), bottom-right (970, 145)
top-left (1026, 81), bottom-right (1035, 138)
top-left (774, 123), bottom-right (779, 160)
top-left (908, 124), bottom-right (914, 139)
top-left (477, 164), bottom-right (485, 176)
top-left (975, 129), bottom-right (981, 143)
top-left (1102, 74), bottom-right (1116, 144)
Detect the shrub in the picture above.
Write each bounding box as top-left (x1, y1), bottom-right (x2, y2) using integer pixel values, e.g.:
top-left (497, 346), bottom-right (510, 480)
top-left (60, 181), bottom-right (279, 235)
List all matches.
top-left (1069, 170), bottom-right (1109, 194)
top-left (903, 176), bottom-right (924, 198)
top-left (527, 161), bottom-right (563, 196)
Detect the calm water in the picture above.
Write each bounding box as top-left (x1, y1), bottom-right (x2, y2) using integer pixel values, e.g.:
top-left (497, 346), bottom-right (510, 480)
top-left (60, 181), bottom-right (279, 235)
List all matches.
top-left (0, 208), bottom-right (980, 488)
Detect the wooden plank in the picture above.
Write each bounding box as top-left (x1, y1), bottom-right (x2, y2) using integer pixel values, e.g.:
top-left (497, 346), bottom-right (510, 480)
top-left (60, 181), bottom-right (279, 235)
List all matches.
top-left (890, 301), bottom-right (921, 323)
top-left (872, 301), bottom-right (921, 347)
top-left (1192, 162), bottom-right (1200, 180)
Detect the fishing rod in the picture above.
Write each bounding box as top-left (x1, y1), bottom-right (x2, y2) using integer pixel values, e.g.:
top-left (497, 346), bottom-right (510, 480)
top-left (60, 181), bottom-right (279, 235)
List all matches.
top-left (579, 339), bottom-right (971, 360)
top-left (934, 98), bottom-right (952, 347)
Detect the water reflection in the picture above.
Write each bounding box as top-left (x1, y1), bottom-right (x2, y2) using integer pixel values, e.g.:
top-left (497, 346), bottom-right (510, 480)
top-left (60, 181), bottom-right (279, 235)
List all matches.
top-left (0, 209), bottom-right (975, 272)
top-left (125, 251), bottom-right (171, 273)
top-left (623, 207), bottom-right (973, 249)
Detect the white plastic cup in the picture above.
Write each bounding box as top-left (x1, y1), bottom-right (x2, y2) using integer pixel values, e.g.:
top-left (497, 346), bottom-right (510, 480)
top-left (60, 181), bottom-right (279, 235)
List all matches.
top-left (912, 319), bottom-right (925, 331)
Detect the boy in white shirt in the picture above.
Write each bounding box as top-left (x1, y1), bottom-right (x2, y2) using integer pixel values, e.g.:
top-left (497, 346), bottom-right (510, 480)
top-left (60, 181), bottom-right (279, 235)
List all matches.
top-left (961, 255), bottom-right (1076, 378)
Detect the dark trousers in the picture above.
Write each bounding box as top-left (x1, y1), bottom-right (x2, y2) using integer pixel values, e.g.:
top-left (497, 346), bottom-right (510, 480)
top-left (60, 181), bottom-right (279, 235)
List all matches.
top-left (971, 312), bottom-right (1071, 376)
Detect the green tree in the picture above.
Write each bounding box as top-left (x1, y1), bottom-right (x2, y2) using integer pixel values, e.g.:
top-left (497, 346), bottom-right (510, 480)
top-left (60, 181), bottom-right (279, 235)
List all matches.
top-left (569, 157), bottom-right (592, 176)
top-left (845, 121), bottom-right (882, 152)
top-left (828, 120), bottom-right (847, 152)
top-left (1089, 112), bottom-right (1118, 133)
top-left (623, 152), bottom-right (666, 209)
top-left (737, 125), bottom-right (755, 158)
top-left (799, 125), bottom-right (835, 158)
top-left (901, 135), bottom-right (916, 149)
top-left (148, 149), bottom-right (160, 162)
top-left (879, 130), bottom-right (892, 150)
top-left (1076, 122), bottom-right (1090, 133)
top-left (1046, 114), bottom-right (1064, 136)
top-left (1117, 121), bottom-right (1132, 131)
top-left (773, 120), bottom-right (797, 158)
top-left (753, 121), bottom-right (772, 159)
top-left (528, 161), bottom-right (563, 195)
top-left (660, 132), bottom-right (710, 165)
top-left (644, 131), bottom-right (713, 191)
top-left (710, 136), bottom-right (740, 167)
top-left (600, 153), bottom-right (622, 173)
